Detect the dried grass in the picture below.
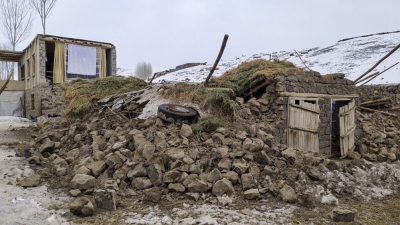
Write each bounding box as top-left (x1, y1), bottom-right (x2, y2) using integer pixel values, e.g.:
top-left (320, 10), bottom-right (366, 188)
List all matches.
top-left (215, 59), bottom-right (298, 95)
top-left (164, 83), bottom-right (238, 117)
top-left (62, 76), bottom-right (146, 119)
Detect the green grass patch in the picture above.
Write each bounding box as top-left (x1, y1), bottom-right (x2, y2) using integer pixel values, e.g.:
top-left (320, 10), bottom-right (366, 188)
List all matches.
top-left (62, 76), bottom-right (146, 119)
top-left (164, 83), bottom-right (238, 117)
top-left (193, 116), bottom-right (231, 134)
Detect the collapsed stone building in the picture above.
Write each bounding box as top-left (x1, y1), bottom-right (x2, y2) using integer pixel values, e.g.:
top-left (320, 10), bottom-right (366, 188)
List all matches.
top-left (237, 69), bottom-right (358, 157)
top-left (0, 34), bottom-right (117, 118)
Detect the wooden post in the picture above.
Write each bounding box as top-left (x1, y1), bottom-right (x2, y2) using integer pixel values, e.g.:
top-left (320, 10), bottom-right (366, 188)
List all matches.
top-left (204, 34), bottom-right (229, 86)
top-left (358, 62), bottom-right (399, 86)
top-left (0, 71), bottom-right (14, 96)
top-left (358, 106), bottom-right (398, 117)
top-left (354, 43), bottom-right (400, 83)
top-left (354, 72), bottom-right (379, 84)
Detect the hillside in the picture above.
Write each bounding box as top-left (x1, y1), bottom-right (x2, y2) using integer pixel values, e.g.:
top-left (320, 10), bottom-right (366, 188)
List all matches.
top-left (152, 31), bottom-right (400, 85)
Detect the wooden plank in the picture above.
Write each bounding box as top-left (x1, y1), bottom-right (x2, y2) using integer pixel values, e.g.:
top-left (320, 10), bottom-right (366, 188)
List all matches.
top-left (243, 80), bottom-right (269, 98)
top-left (340, 124), bottom-right (356, 138)
top-left (288, 126), bottom-right (318, 134)
top-left (360, 97), bottom-right (391, 106)
top-left (359, 106), bottom-right (398, 117)
top-left (289, 103), bottom-right (320, 114)
top-left (288, 98), bottom-right (319, 153)
top-left (339, 99), bottom-right (356, 157)
top-left (339, 105), bottom-right (356, 116)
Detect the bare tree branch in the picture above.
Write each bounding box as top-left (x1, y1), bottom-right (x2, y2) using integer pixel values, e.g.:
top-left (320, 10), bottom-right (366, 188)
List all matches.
top-left (135, 62), bottom-right (152, 81)
top-left (0, 0), bottom-right (34, 50)
top-left (30, 0), bottom-right (58, 35)
top-left (0, 42), bottom-right (13, 80)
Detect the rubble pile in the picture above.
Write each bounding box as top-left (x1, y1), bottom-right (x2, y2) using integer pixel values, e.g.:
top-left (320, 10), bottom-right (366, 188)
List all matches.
top-left (15, 84), bottom-right (400, 217)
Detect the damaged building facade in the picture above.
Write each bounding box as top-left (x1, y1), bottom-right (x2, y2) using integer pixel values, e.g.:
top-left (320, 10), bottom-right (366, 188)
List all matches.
top-left (0, 34), bottom-right (116, 118)
top-left (245, 69), bottom-right (358, 156)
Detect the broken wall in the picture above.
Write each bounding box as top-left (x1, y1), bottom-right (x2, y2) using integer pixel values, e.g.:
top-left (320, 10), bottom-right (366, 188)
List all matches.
top-left (357, 84), bottom-right (400, 109)
top-left (255, 69), bottom-right (358, 154)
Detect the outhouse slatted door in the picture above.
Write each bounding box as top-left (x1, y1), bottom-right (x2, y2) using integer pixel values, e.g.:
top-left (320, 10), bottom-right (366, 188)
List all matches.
top-left (288, 98), bottom-right (320, 152)
top-left (339, 99), bottom-right (356, 156)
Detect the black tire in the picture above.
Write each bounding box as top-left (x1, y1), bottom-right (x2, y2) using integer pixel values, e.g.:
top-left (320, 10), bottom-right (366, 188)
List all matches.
top-left (157, 104), bottom-right (199, 124)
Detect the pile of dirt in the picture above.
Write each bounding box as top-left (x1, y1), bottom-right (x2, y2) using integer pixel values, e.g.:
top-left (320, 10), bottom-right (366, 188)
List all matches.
top-left (13, 82), bottom-right (400, 218)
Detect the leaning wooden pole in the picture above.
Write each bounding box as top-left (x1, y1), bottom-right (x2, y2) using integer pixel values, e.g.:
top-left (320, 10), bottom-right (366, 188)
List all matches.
top-left (0, 71), bottom-right (14, 96)
top-left (359, 106), bottom-right (398, 117)
top-left (359, 62), bottom-right (399, 86)
top-left (204, 34), bottom-right (229, 86)
top-left (354, 43), bottom-right (400, 83)
top-left (294, 49), bottom-right (312, 71)
top-left (355, 71), bottom-right (379, 84)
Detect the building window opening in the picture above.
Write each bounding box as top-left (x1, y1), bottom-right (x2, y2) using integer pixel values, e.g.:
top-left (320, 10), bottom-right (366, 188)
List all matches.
top-left (31, 94), bottom-right (35, 110)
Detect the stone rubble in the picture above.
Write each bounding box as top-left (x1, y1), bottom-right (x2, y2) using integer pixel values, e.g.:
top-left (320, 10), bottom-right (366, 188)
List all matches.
top-left (14, 84), bottom-right (400, 218)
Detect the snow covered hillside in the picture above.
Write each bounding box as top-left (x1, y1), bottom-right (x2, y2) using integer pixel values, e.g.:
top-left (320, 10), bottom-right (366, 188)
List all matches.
top-left (152, 31), bottom-right (400, 85)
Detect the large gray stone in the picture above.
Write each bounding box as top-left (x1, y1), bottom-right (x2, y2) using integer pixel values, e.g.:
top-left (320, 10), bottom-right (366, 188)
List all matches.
top-left (105, 152), bottom-right (124, 168)
top-left (127, 163), bottom-right (147, 178)
top-left (212, 178), bottom-right (235, 196)
top-left (182, 174), bottom-right (199, 187)
top-left (280, 184), bottom-right (298, 203)
top-left (222, 171), bottom-right (239, 184)
top-left (187, 180), bottom-right (209, 193)
top-left (241, 173), bottom-right (256, 190)
top-left (217, 158), bottom-right (232, 172)
top-left (332, 208), bottom-right (355, 222)
top-left (86, 161), bottom-right (107, 176)
top-left (166, 148), bottom-right (185, 161)
top-left (142, 187), bottom-right (163, 203)
top-left (163, 169), bottom-right (181, 183)
top-left (168, 183), bottom-right (186, 193)
top-left (147, 164), bottom-right (163, 186)
top-left (305, 166), bottom-right (324, 180)
top-left (39, 138), bottom-right (55, 153)
top-left (70, 174), bottom-right (95, 190)
top-left (207, 168), bottom-right (222, 183)
top-left (180, 124), bottom-right (193, 138)
top-left (232, 163), bottom-right (249, 175)
top-left (17, 174), bottom-right (41, 187)
top-left (70, 197), bottom-right (94, 217)
top-left (53, 157), bottom-right (68, 167)
top-left (131, 177), bottom-right (153, 190)
top-left (244, 189), bottom-right (260, 200)
top-left (74, 166), bottom-right (91, 175)
top-left (94, 189), bottom-right (117, 211)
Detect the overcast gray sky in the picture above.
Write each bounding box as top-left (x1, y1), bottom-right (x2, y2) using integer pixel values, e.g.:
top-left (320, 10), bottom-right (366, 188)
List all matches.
top-left (4, 0), bottom-right (400, 74)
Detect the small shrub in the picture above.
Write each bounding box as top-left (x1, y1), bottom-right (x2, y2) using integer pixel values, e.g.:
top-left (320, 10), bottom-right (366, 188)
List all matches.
top-left (204, 89), bottom-right (238, 116)
top-left (164, 83), bottom-right (238, 117)
top-left (193, 116), bottom-right (231, 134)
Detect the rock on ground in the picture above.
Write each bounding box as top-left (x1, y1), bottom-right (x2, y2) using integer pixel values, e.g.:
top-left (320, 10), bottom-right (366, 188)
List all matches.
top-left (70, 197), bottom-right (94, 217)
